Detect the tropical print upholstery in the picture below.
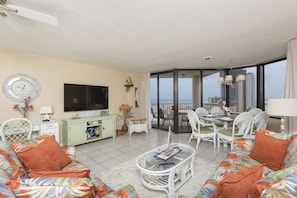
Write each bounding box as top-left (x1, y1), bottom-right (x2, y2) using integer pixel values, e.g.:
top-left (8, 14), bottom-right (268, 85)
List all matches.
top-left (196, 131), bottom-right (297, 198)
top-left (0, 139), bottom-right (138, 198)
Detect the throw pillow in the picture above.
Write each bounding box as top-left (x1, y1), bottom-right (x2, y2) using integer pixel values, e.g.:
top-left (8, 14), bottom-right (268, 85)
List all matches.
top-left (10, 135), bottom-right (71, 171)
top-left (250, 130), bottom-right (290, 170)
top-left (29, 169), bottom-right (90, 178)
top-left (211, 164), bottom-right (264, 198)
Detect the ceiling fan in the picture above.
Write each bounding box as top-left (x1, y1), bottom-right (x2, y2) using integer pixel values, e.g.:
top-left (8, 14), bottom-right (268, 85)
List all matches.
top-left (0, 0), bottom-right (58, 26)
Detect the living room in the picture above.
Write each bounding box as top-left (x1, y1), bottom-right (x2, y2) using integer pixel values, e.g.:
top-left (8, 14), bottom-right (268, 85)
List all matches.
top-left (1, 1), bottom-right (297, 198)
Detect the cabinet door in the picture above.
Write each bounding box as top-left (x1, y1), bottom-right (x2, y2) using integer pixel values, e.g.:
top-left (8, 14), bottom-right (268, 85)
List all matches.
top-left (101, 118), bottom-right (115, 138)
top-left (68, 122), bottom-right (87, 145)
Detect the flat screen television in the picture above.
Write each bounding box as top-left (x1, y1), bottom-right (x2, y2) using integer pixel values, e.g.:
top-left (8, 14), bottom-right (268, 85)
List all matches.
top-left (64, 83), bottom-right (108, 112)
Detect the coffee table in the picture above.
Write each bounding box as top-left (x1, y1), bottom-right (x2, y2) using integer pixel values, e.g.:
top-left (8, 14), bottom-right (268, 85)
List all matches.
top-left (136, 143), bottom-right (196, 197)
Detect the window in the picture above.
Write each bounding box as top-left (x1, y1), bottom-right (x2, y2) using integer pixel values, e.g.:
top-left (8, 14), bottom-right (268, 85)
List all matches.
top-left (264, 60), bottom-right (287, 109)
top-left (202, 71), bottom-right (222, 111)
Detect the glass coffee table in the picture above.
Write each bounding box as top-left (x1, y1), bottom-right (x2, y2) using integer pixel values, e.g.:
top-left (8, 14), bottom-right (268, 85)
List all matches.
top-left (136, 143), bottom-right (196, 198)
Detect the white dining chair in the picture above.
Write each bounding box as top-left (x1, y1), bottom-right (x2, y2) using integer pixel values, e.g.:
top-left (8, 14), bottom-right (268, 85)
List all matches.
top-left (217, 112), bottom-right (253, 150)
top-left (210, 106), bottom-right (224, 116)
top-left (247, 111), bottom-right (269, 139)
top-left (195, 107), bottom-right (209, 117)
top-left (187, 110), bottom-right (216, 150)
top-left (248, 108), bottom-right (263, 117)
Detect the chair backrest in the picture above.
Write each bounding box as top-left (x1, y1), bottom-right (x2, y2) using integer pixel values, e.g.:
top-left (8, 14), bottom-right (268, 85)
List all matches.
top-left (158, 108), bottom-right (165, 119)
top-left (210, 106), bottom-right (224, 116)
top-left (195, 107), bottom-right (209, 117)
top-left (248, 108), bottom-right (263, 117)
top-left (232, 112), bottom-right (253, 137)
top-left (151, 107), bottom-right (157, 117)
top-left (0, 118), bottom-right (33, 143)
top-left (250, 111), bottom-right (269, 134)
top-left (188, 110), bottom-right (201, 132)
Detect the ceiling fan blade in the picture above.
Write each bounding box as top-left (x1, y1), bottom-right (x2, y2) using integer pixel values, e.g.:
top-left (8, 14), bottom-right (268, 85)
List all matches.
top-left (6, 4), bottom-right (58, 26)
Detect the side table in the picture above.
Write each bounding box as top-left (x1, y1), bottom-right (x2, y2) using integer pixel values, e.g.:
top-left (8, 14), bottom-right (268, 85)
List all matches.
top-left (40, 120), bottom-right (59, 143)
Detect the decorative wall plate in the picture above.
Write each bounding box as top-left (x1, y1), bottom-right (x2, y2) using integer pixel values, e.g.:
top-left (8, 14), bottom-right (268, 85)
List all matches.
top-left (3, 74), bottom-right (41, 102)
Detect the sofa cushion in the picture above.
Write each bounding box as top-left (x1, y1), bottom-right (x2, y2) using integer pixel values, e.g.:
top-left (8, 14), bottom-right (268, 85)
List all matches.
top-left (29, 169), bottom-right (90, 178)
top-left (250, 130), bottom-right (290, 170)
top-left (10, 135), bottom-right (71, 171)
top-left (211, 164), bottom-right (264, 198)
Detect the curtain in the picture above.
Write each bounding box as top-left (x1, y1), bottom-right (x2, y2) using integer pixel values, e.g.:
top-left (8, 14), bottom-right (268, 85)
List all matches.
top-left (141, 73), bottom-right (151, 128)
top-left (285, 38), bottom-right (297, 132)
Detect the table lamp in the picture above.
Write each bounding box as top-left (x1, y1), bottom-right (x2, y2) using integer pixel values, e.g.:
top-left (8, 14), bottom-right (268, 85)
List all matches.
top-left (267, 98), bottom-right (297, 133)
top-left (40, 106), bottom-right (53, 122)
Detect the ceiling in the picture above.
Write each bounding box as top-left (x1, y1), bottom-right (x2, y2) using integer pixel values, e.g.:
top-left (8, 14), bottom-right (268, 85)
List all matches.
top-left (1, 0), bottom-right (297, 73)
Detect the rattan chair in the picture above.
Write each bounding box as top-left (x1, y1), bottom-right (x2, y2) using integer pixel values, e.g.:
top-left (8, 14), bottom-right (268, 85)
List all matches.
top-left (0, 118), bottom-right (33, 143)
top-left (187, 110), bottom-right (216, 149)
top-left (217, 112), bottom-right (253, 150)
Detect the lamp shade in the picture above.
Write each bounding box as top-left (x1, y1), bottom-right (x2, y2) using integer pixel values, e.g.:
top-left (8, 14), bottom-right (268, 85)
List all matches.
top-left (225, 75), bottom-right (233, 83)
top-left (267, 99), bottom-right (297, 117)
top-left (40, 106), bottom-right (53, 115)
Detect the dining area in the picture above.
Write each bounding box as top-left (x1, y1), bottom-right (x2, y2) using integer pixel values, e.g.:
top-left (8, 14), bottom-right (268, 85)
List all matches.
top-left (187, 106), bottom-right (269, 150)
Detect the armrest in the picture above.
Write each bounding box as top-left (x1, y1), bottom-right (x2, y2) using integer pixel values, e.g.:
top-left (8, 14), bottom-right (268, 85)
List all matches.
top-left (249, 166), bottom-right (297, 197)
top-left (61, 145), bottom-right (76, 160)
top-left (6, 177), bottom-right (94, 197)
top-left (233, 138), bottom-right (254, 155)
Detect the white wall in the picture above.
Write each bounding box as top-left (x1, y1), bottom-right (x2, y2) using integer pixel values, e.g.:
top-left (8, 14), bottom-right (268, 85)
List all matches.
top-left (0, 49), bottom-right (143, 129)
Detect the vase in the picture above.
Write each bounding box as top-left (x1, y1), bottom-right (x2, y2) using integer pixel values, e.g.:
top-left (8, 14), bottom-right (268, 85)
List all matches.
top-left (122, 120), bottom-right (128, 133)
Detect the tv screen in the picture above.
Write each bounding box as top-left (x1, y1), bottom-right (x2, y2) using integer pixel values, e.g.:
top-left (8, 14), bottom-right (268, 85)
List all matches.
top-left (64, 83), bottom-right (108, 112)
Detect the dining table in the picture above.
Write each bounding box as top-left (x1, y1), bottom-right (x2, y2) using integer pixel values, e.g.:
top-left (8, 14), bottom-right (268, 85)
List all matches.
top-left (199, 114), bottom-right (234, 130)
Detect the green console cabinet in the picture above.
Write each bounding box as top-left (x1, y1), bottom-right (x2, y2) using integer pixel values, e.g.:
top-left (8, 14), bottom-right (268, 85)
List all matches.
top-left (62, 115), bottom-right (116, 145)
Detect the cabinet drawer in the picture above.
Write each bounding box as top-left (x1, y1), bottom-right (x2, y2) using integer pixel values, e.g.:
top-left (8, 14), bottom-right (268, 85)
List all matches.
top-left (41, 122), bottom-right (59, 129)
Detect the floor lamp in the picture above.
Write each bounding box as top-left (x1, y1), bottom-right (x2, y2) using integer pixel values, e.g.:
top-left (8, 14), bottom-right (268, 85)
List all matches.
top-left (267, 99), bottom-right (297, 133)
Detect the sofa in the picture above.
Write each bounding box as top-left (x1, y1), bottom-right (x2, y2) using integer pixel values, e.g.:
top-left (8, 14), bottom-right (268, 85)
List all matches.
top-left (196, 129), bottom-right (297, 198)
top-left (0, 134), bottom-right (138, 198)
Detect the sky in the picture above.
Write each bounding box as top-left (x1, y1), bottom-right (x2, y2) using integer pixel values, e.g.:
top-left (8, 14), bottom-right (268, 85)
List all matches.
top-left (150, 60), bottom-right (286, 103)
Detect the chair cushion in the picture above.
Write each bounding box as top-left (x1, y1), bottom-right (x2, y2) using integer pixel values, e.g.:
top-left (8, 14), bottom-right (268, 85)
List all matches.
top-left (250, 130), bottom-right (290, 171)
top-left (211, 164), bottom-right (264, 198)
top-left (10, 135), bottom-right (71, 171)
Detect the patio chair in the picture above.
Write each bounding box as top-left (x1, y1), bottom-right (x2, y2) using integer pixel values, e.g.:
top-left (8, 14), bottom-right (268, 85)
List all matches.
top-left (217, 112), bottom-right (253, 150)
top-left (158, 108), bottom-right (173, 127)
top-left (0, 118), bottom-right (33, 143)
top-left (151, 107), bottom-right (158, 123)
top-left (187, 110), bottom-right (216, 149)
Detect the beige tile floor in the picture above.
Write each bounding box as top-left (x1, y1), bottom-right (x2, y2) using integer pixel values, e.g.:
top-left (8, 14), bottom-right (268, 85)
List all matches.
top-left (75, 128), bottom-right (230, 176)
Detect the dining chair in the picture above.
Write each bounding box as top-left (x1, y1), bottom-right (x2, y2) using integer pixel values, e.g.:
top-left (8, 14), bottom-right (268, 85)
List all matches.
top-left (217, 112), bottom-right (253, 150)
top-left (247, 111), bottom-right (269, 139)
top-left (210, 106), bottom-right (224, 116)
top-left (187, 110), bottom-right (216, 150)
top-left (0, 118), bottom-right (33, 143)
top-left (195, 107), bottom-right (209, 117)
top-left (248, 108), bottom-right (263, 117)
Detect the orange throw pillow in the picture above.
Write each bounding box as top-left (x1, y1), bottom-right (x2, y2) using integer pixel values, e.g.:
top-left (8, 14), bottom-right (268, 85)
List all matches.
top-left (250, 130), bottom-right (290, 170)
top-left (29, 169), bottom-right (90, 178)
top-left (12, 135), bottom-right (71, 171)
top-left (211, 164), bottom-right (264, 198)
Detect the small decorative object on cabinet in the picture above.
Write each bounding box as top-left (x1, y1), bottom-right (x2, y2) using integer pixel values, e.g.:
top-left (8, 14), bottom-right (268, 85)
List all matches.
top-left (62, 115), bottom-right (116, 146)
top-left (40, 120), bottom-right (59, 143)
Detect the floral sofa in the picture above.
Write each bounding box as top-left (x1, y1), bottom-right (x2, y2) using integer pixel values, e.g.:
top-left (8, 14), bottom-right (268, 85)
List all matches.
top-left (196, 129), bottom-right (297, 198)
top-left (0, 135), bottom-right (138, 198)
